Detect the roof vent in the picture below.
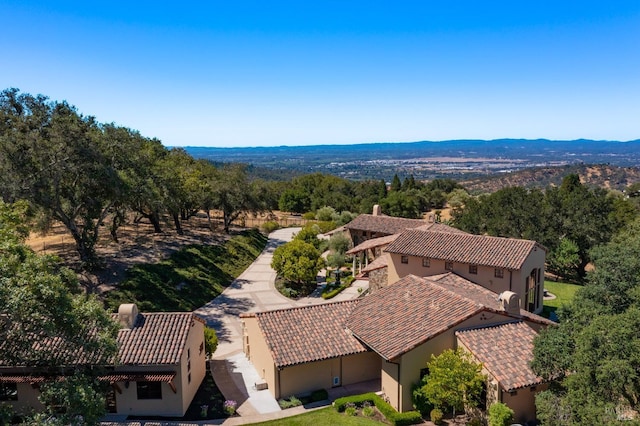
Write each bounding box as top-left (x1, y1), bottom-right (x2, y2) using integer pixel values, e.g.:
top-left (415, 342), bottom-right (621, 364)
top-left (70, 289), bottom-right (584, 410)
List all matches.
top-left (118, 303), bottom-right (139, 329)
top-left (372, 204), bottom-right (382, 216)
top-left (498, 291), bottom-right (520, 315)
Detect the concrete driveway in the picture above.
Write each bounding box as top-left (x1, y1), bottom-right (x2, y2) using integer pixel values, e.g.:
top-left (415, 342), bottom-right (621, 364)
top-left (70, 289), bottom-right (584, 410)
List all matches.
top-left (194, 227), bottom-right (369, 418)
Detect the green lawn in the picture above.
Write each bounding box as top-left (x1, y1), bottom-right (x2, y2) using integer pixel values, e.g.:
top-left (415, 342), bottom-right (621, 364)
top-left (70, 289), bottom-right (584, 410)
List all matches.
top-left (250, 407), bottom-right (385, 425)
top-left (542, 280), bottom-right (581, 318)
top-left (105, 229), bottom-right (267, 312)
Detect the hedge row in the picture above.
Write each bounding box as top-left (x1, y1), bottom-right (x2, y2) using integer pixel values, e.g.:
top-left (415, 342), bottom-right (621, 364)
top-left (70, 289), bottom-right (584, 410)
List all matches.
top-left (333, 392), bottom-right (422, 425)
top-left (321, 276), bottom-right (356, 299)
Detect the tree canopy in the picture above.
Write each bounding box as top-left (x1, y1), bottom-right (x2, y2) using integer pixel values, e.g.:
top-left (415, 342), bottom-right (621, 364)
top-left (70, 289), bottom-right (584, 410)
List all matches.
top-left (0, 200), bottom-right (119, 424)
top-left (531, 217), bottom-right (640, 423)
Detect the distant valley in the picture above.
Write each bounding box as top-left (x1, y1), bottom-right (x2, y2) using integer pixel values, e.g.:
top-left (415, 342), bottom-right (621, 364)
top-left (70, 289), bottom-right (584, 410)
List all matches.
top-left (185, 139), bottom-right (640, 184)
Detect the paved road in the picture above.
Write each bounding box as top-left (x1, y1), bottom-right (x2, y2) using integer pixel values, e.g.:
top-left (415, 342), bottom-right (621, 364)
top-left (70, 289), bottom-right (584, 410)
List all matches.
top-left (193, 227), bottom-right (369, 420)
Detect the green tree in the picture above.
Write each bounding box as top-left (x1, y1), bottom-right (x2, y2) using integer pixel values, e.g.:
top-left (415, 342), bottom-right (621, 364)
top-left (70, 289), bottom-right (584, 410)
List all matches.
top-left (271, 239), bottom-right (324, 292)
top-left (0, 90), bottom-right (124, 268)
top-left (547, 237), bottom-right (580, 282)
top-left (0, 201), bottom-right (119, 424)
top-left (380, 190), bottom-right (422, 218)
top-left (328, 232), bottom-right (351, 255)
top-left (278, 188), bottom-right (310, 213)
top-left (213, 163), bottom-right (262, 233)
top-left (532, 217), bottom-right (640, 422)
top-left (416, 349), bottom-right (485, 416)
top-left (293, 224), bottom-right (323, 249)
top-left (488, 402), bottom-right (514, 426)
top-left (390, 174), bottom-right (402, 192)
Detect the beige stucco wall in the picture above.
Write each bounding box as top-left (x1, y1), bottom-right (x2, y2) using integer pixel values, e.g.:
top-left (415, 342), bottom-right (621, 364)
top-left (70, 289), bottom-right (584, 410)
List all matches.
top-left (242, 316), bottom-right (278, 397)
top-left (342, 352), bottom-right (382, 385)
top-left (510, 246), bottom-right (545, 314)
top-left (386, 247), bottom-right (546, 314)
top-left (381, 360), bottom-right (400, 410)
top-left (500, 383), bottom-right (548, 424)
top-left (387, 312), bottom-right (518, 412)
top-left (4, 383), bottom-right (44, 416)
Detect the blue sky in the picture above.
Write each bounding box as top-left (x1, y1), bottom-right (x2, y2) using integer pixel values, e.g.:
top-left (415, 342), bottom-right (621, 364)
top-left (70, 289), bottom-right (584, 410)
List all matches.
top-left (1, 1), bottom-right (639, 147)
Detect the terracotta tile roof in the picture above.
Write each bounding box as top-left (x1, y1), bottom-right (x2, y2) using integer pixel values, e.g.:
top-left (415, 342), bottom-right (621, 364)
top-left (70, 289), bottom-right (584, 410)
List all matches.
top-left (344, 214), bottom-right (427, 235)
top-left (456, 321), bottom-right (545, 391)
top-left (98, 372), bottom-right (176, 383)
top-left (385, 229), bottom-right (542, 270)
top-left (347, 275), bottom-right (485, 360)
top-left (414, 223), bottom-right (468, 234)
top-left (115, 312), bottom-right (197, 366)
top-left (429, 273), bottom-right (554, 325)
top-left (252, 300), bottom-right (368, 368)
top-left (0, 375), bottom-right (48, 383)
top-left (347, 234), bottom-right (400, 255)
top-left (361, 255), bottom-right (388, 273)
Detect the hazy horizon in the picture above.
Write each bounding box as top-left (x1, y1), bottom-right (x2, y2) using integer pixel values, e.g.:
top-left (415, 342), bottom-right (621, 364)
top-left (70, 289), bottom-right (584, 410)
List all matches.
top-left (2, 1), bottom-right (639, 148)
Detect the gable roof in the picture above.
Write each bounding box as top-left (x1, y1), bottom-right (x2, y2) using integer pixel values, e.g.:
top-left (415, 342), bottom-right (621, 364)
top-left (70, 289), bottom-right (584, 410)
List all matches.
top-left (428, 273), bottom-right (553, 326)
top-left (344, 214), bottom-right (427, 235)
top-left (249, 300), bottom-right (368, 368)
top-left (346, 233), bottom-right (399, 255)
top-left (0, 311), bottom-right (199, 369)
top-left (115, 312), bottom-right (198, 365)
top-left (385, 229), bottom-right (542, 270)
top-left (347, 275), bottom-right (486, 360)
top-left (456, 321), bottom-right (545, 391)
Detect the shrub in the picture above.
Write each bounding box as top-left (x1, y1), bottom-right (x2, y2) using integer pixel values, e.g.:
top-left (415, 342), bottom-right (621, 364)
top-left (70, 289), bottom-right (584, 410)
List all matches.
top-left (334, 393), bottom-right (422, 425)
top-left (430, 407), bottom-right (443, 424)
top-left (488, 402), bottom-right (514, 426)
top-left (412, 382), bottom-right (434, 416)
top-left (468, 417), bottom-right (484, 426)
top-left (302, 211), bottom-right (316, 220)
top-left (204, 327), bottom-right (218, 357)
top-left (261, 221), bottom-right (280, 234)
top-left (278, 395), bottom-right (302, 409)
top-left (345, 404), bottom-right (357, 416)
top-left (316, 206), bottom-right (338, 222)
top-left (311, 389), bottom-right (328, 402)
top-left (322, 283), bottom-right (349, 299)
top-left (223, 400), bottom-right (237, 416)
top-left (363, 405), bottom-right (375, 417)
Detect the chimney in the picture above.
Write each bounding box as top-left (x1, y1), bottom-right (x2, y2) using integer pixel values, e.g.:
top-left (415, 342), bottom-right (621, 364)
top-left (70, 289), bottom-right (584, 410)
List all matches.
top-left (426, 213), bottom-right (435, 223)
top-left (118, 303), bottom-right (139, 329)
top-left (372, 204), bottom-right (382, 216)
top-left (498, 291), bottom-right (520, 316)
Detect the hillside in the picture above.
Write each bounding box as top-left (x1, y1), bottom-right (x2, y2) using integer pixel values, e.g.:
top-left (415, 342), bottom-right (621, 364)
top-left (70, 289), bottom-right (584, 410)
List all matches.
top-left (460, 164), bottom-right (640, 194)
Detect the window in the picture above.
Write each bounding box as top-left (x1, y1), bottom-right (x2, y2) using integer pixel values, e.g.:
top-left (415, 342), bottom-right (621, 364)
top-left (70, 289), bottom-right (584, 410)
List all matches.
top-left (187, 348), bottom-right (191, 359)
top-left (199, 341), bottom-right (204, 355)
top-left (362, 231), bottom-right (368, 237)
top-left (445, 261), bottom-right (453, 271)
top-left (0, 383), bottom-right (17, 401)
top-left (137, 381), bottom-right (162, 400)
top-left (469, 264), bottom-right (478, 274)
top-left (494, 268), bottom-right (504, 278)
top-left (401, 256), bottom-right (409, 264)
top-left (422, 258), bottom-right (430, 267)
top-left (188, 373), bottom-right (191, 384)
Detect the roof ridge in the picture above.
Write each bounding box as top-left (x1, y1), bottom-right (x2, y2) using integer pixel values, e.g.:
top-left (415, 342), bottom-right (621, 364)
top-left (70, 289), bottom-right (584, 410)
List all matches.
top-left (255, 299), bottom-right (359, 316)
top-left (402, 228), bottom-right (537, 244)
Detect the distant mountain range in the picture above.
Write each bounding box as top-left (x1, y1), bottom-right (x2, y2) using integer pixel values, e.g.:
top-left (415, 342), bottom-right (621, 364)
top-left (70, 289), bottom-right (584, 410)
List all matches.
top-left (184, 139), bottom-right (640, 182)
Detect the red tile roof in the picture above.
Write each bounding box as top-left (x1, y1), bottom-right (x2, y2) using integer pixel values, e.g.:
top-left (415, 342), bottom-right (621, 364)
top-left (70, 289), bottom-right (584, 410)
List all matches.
top-left (115, 312), bottom-right (198, 365)
top-left (361, 255), bottom-right (388, 273)
top-left (346, 234), bottom-right (400, 255)
top-left (429, 273), bottom-right (553, 325)
top-left (347, 275), bottom-right (486, 360)
top-left (344, 214), bottom-right (427, 235)
top-left (251, 300), bottom-right (368, 368)
top-left (385, 230), bottom-right (542, 270)
top-left (98, 372), bottom-right (176, 383)
top-left (456, 321), bottom-right (545, 391)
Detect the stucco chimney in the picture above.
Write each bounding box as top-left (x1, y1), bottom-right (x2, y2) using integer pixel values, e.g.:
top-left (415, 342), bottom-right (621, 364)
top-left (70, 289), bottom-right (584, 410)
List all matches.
top-left (498, 291), bottom-right (520, 316)
top-left (426, 213), bottom-right (435, 223)
top-left (118, 303), bottom-right (139, 329)
top-left (372, 204), bottom-right (382, 216)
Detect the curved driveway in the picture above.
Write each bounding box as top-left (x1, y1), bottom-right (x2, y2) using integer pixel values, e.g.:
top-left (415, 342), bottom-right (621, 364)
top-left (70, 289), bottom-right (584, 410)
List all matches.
top-left (195, 227), bottom-right (300, 360)
top-left (194, 227), bottom-right (369, 419)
